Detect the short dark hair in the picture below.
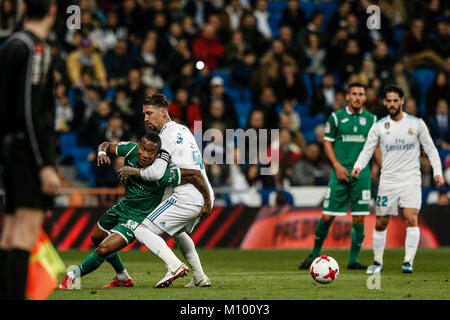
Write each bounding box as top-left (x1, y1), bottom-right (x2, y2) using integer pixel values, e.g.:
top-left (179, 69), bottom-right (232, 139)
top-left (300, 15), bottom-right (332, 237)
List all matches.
top-left (143, 92), bottom-right (168, 110)
top-left (141, 131), bottom-right (161, 149)
top-left (383, 85), bottom-right (404, 99)
top-left (348, 82), bottom-right (366, 92)
top-left (24, 0), bottom-right (55, 20)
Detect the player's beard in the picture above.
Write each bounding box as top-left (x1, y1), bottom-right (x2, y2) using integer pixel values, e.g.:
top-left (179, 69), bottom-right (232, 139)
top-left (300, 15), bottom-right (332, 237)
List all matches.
top-left (388, 106), bottom-right (401, 117)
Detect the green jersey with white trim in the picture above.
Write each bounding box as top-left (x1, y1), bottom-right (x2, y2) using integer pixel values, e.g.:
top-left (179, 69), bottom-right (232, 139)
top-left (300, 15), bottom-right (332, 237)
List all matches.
top-left (324, 106), bottom-right (376, 174)
top-left (115, 141), bottom-right (180, 220)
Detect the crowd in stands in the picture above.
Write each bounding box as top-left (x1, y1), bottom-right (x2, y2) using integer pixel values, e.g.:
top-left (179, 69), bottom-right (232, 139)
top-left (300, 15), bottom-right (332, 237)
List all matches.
top-left (1, 0), bottom-right (449, 205)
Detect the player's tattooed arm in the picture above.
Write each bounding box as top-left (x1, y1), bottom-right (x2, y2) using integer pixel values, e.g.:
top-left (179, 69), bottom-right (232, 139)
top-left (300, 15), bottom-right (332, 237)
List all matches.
top-left (117, 166), bottom-right (140, 183)
top-left (97, 141), bottom-right (119, 166)
top-left (179, 169), bottom-right (212, 219)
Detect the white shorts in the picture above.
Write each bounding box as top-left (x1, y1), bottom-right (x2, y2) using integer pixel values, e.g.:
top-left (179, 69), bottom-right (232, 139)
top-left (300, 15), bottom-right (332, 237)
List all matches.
top-left (375, 183), bottom-right (421, 216)
top-left (141, 195), bottom-right (203, 236)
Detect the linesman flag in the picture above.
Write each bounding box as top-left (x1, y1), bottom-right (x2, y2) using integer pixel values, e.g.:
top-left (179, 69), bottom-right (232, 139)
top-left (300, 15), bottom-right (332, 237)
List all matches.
top-left (26, 229), bottom-right (66, 300)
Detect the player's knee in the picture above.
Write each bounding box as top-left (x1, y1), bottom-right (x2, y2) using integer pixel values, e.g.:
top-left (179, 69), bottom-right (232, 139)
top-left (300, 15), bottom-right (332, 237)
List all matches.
top-left (375, 220), bottom-right (388, 231)
top-left (95, 244), bottom-right (110, 258)
top-left (322, 215), bottom-right (334, 225)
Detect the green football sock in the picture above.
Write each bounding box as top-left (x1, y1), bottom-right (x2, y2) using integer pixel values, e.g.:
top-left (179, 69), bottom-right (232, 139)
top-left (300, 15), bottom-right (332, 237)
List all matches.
top-left (105, 252), bottom-right (125, 274)
top-left (77, 251), bottom-right (105, 277)
top-left (311, 219), bottom-right (331, 258)
top-left (349, 223), bottom-right (365, 265)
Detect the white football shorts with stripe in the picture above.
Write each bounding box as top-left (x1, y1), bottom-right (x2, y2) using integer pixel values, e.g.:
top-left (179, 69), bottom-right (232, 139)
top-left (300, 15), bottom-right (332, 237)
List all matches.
top-left (375, 182), bottom-right (421, 216)
top-left (141, 195), bottom-right (203, 236)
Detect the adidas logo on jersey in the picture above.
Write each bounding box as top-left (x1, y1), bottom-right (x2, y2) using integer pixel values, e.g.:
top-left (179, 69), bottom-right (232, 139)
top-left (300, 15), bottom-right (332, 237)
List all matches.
top-left (160, 222), bottom-right (166, 227)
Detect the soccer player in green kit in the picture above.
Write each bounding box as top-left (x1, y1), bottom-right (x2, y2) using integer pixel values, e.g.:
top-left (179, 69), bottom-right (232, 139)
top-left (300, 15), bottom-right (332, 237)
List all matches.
top-left (58, 132), bottom-right (211, 289)
top-left (298, 83), bottom-right (379, 270)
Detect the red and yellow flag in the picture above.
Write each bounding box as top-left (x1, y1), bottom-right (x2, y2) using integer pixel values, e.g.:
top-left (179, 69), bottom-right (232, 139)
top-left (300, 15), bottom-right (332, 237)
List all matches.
top-left (26, 229), bottom-right (66, 300)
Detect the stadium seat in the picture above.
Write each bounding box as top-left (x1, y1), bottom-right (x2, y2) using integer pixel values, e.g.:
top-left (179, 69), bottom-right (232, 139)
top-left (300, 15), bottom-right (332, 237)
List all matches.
top-left (211, 69), bottom-right (231, 87)
top-left (393, 27), bottom-right (407, 57)
top-left (439, 148), bottom-right (450, 164)
top-left (301, 115), bottom-right (324, 131)
top-left (303, 130), bottom-right (317, 143)
top-left (413, 68), bottom-right (437, 116)
top-left (59, 132), bottom-right (77, 157)
top-left (301, 73), bottom-right (314, 99)
top-left (161, 86), bottom-right (173, 101)
top-left (299, 1), bottom-right (316, 20)
top-left (318, 1), bottom-right (338, 30)
top-left (234, 101), bottom-right (252, 128)
top-left (295, 103), bottom-right (311, 118)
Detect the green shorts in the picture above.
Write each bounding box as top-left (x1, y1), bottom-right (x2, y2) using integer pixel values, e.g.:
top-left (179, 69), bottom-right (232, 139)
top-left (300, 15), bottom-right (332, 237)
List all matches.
top-left (322, 169), bottom-right (371, 216)
top-left (97, 205), bottom-right (141, 244)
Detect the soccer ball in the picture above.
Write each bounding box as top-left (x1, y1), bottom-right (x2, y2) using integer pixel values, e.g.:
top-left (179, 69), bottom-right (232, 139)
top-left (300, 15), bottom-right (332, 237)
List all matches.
top-left (310, 255), bottom-right (339, 284)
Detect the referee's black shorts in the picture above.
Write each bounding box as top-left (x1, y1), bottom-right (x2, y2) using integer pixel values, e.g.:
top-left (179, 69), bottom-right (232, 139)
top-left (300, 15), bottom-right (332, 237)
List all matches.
top-left (1, 133), bottom-right (53, 214)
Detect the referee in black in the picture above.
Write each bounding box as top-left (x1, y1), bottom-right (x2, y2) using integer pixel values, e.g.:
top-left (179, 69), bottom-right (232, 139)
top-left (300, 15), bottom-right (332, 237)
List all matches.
top-left (0, 0), bottom-right (60, 300)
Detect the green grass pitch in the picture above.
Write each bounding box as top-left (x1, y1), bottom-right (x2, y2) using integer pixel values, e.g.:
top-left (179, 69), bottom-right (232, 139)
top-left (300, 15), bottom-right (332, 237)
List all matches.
top-left (49, 248), bottom-right (450, 300)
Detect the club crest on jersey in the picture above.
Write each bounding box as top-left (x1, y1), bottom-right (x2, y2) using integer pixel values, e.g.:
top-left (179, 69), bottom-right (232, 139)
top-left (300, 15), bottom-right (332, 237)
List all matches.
top-left (408, 128), bottom-right (413, 135)
top-left (359, 117), bottom-right (367, 126)
top-left (385, 122), bottom-right (390, 129)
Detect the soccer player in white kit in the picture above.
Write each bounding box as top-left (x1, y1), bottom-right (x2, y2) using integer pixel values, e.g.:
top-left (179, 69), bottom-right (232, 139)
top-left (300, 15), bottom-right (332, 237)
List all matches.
top-left (351, 85), bottom-right (444, 274)
top-left (119, 93), bottom-right (214, 288)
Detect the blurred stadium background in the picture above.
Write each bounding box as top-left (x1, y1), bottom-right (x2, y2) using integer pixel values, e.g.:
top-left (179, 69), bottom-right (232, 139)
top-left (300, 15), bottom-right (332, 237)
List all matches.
top-left (0, 0), bottom-right (449, 257)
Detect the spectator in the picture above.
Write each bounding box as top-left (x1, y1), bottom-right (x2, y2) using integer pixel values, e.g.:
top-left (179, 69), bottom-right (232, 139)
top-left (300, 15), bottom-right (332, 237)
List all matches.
top-left (279, 99), bottom-right (301, 132)
top-left (78, 100), bottom-right (113, 147)
top-left (125, 68), bottom-right (146, 116)
top-left (385, 60), bottom-right (421, 103)
top-left (225, 0), bottom-right (244, 31)
top-left (170, 62), bottom-right (204, 103)
top-left (280, 0), bottom-right (306, 36)
top-left (207, 12), bottom-right (231, 45)
top-left (256, 39), bottom-right (297, 90)
top-left (103, 39), bottom-right (135, 88)
top-left (297, 11), bottom-right (326, 49)
top-left (184, 0), bottom-right (215, 28)
top-left (314, 124), bottom-right (327, 161)
top-left (269, 128), bottom-right (302, 187)
top-left (166, 37), bottom-right (195, 79)
top-left (426, 71), bottom-right (450, 116)
top-left (253, 0), bottom-right (272, 40)
top-left (372, 41), bottom-right (395, 80)
top-left (118, 0), bottom-right (144, 41)
top-left (228, 148), bottom-right (260, 206)
top-left (72, 84), bottom-right (102, 132)
top-left (404, 97), bottom-right (421, 118)
top-left (420, 155), bottom-right (434, 187)
top-left (402, 18), bottom-right (446, 69)
top-left (366, 86), bottom-right (387, 120)
top-left (239, 11), bottom-right (269, 56)
top-left (224, 30), bottom-right (248, 67)
top-left (137, 36), bottom-right (165, 90)
top-left (328, 0), bottom-right (352, 38)
top-left (168, 87), bottom-right (202, 132)
top-left (192, 23), bottom-right (225, 71)
top-left (357, 58), bottom-right (376, 86)
top-left (66, 37), bottom-right (108, 89)
top-left (278, 25), bottom-right (307, 72)
top-left (304, 33), bottom-right (326, 75)
top-left (275, 63), bottom-right (307, 104)
top-left (54, 83), bottom-right (74, 133)
top-left (98, 114), bottom-right (130, 145)
top-left (345, 12), bottom-right (370, 54)
top-left (90, 12), bottom-right (127, 53)
top-left (312, 73), bottom-right (339, 117)
top-left (326, 27), bottom-right (349, 73)
top-left (430, 20), bottom-right (450, 59)
top-left (339, 39), bottom-right (363, 83)
top-left (231, 49), bottom-right (259, 90)
top-left (181, 14), bottom-right (198, 44)
top-left (204, 99), bottom-right (236, 131)
top-left (203, 123), bottom-right (231, 187)
top-left (428, 99), bottom-right (450, 149)
top-left (201, 76), bottom-right (239, 128)
top-left (252, 86), bottom-right (280, 130)
top-left (0, 0), bottom-right (22, 44)
top-left (291, 142), bottom-right (332, 186)
top-left (112, 86), bottom-right (137, 131)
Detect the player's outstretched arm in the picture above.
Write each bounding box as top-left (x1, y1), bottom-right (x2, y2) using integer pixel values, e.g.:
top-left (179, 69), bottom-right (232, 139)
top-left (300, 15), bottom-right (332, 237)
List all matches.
top-left (97, 141), bottom-right (119, 166)
top-left (353, 124), bottom-right (380, 174)
top-left (179, 169), bottom-right (212, 219)
top-left (418, 119), bottom-right (444, 183)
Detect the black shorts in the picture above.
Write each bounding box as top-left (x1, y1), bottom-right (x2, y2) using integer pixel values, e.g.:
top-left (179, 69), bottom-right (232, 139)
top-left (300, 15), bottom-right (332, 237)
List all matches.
top-left (1, 134), bottom-right (53, 213)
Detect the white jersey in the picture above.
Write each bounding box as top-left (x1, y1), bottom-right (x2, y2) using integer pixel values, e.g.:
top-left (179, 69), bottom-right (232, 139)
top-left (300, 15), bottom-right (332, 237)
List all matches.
top-left (353, 113), bottom-right (442, 186)
top-left (158, 121), bottom-right (214, 205)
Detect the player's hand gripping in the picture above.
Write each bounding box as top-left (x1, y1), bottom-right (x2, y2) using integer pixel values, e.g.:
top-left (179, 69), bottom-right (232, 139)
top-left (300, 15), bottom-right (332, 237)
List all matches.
top-left (97, 151), bottom-right (111, 166)
top-left (199, 199), bottom-right (212, 220)
top-left (117, 166), bottom-right (140, 183)
top-left (434, 175), bottom-right (445, 187)
top-left (351, 168), bottom-right (361, 179)
top-left (335, 163), bottom-right (350, 182)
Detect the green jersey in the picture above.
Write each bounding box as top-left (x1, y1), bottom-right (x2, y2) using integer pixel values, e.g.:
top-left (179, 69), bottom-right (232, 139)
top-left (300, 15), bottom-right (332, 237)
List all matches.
top-left (324, 106), bottom-right (376, 174)
top-left (116, 141), bottom-right (180, 220)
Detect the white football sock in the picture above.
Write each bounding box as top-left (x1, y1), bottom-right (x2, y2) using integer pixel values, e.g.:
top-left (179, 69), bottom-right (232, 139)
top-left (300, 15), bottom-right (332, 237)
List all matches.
top-left (135, 224), bottom-right (183, 270)
top-left (174, 232), bottom-right (205, 279)
top-left (116, 269), bottom-right (131, 281)
top-left (373, 229), bottom-right (387, 264)
top-left (404, 227), bottom-right (420, 263)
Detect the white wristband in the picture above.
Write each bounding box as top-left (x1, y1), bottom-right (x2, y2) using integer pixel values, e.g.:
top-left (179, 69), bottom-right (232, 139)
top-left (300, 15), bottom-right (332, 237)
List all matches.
top-left (98, 151), bottom-right (106, 156)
